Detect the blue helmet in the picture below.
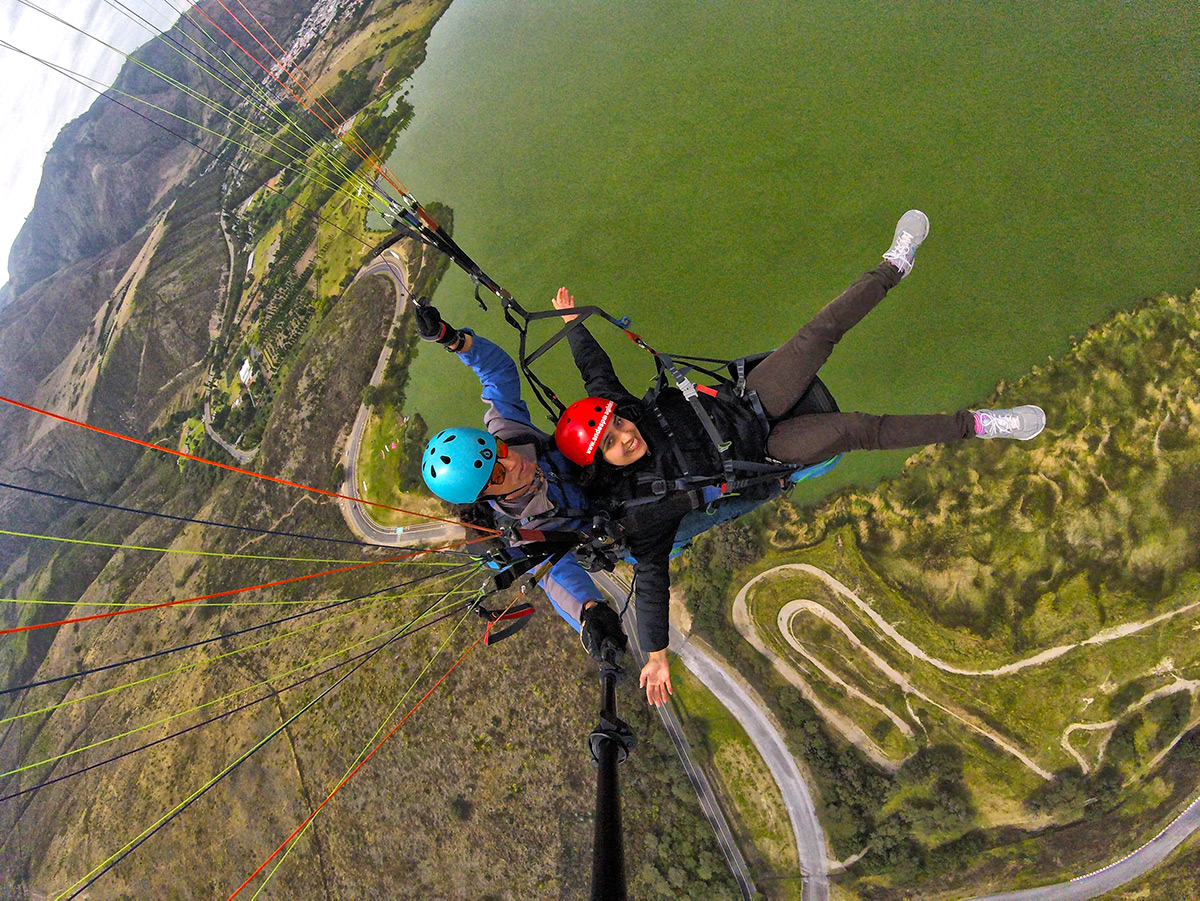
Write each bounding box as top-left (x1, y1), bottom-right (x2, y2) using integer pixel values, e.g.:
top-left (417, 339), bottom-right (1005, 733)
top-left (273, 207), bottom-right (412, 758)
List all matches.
top-left (422, 428), bottom-right (498, 504)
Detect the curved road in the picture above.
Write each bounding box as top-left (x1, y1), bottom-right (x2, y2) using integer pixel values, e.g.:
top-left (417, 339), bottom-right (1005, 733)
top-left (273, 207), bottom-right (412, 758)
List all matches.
top-left (338, 249), bottom-right (463, 548)
top-left (739, 562), bottom-right (1200, 899)
top-left (670, 625), bottom-right (831, 901)
top-left (973, 793), bottom-right (1200, 899)
top-left (592, 571), bottom-right (760, 901)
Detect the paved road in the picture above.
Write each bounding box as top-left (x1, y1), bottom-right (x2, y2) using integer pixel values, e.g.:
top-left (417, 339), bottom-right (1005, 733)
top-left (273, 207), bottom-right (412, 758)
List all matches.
top-left (338, 250), bottom-right (463, 548)
top-left (672, 628), bottom-right (830, 901)
top-left (202, 399), bottom-right (256, 464)
top-left (972, 793), bottom-right (1200, 900)
top-left (592, 571), bottom-right (758, 901)
top-left (733, 564), bottom-right (1200, 899)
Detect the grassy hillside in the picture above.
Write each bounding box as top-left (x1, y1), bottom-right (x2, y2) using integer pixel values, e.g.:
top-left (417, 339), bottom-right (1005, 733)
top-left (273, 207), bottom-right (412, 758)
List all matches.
top-left (0, 270), bottom-right (738, 898)
top-left (677, 289), bottom-right (1200, 897)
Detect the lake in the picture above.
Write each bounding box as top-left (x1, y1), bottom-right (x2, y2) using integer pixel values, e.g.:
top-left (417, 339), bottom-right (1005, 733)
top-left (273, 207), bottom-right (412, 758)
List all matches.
top-left (385, 0), bottom-right (1200, 496)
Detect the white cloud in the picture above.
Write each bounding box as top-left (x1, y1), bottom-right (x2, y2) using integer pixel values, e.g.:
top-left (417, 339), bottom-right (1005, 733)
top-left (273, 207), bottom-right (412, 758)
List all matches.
top-left (0, 0), bottom-right (167, 286)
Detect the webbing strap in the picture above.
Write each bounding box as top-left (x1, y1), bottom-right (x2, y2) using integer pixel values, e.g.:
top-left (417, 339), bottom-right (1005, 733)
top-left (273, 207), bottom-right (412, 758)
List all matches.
top-left (484, 604), bottom-right (536, 644)
top-left (654, 350), bottom-right (737, 481)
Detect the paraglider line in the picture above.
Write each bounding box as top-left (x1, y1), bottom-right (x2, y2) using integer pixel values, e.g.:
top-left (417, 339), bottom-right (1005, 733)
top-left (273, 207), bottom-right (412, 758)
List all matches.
top-left (55, 571), bottom-right (479, 899)
top-left (0, 592), bottom-right (470, 778)
top-left (229, 629), bottom-right (485, 898)
top-left (0, 603), bottom-right (463, 805)
top-left (0, 536), bottom-right (491, 637)
top-left (0, 479), bottom-right (430, 550)
top-left (1, 561), bottom-right (476, 696)
top-left (0, 395), bottom-right (500, 534)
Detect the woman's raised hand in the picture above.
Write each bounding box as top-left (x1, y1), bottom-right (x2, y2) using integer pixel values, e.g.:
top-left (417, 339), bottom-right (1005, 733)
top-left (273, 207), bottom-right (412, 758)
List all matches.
top-left (552, 286), bottom-right (578, 322)
top-left (639, 651), bottom-right (674, 707)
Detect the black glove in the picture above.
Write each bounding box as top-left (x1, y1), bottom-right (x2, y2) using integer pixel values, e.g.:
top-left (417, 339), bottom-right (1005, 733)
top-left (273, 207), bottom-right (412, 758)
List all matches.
top-left (580, 602), bottom-right (627, 662)
top-left (414, 301), bottom-right (466, 351)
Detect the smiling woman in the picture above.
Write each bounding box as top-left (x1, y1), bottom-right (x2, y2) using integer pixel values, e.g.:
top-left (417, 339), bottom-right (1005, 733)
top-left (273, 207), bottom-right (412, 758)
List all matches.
top-left (555, 213), bottom-right (1047, 707)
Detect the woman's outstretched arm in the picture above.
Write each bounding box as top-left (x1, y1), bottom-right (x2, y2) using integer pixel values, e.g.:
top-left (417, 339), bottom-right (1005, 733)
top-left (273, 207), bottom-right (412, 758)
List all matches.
top-left (554, 287), bottom-right (638, 403)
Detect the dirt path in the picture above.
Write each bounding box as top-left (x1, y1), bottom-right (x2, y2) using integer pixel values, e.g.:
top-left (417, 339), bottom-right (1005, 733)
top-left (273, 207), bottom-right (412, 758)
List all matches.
top-left (732, 572), bottom-right (899, 771)
top-left (1062, 679), bottom-right (1200, 774)
top-left (789, 564), bottom-right (1200, 677)
top-left (776, 599), bottom-right (1053, 780)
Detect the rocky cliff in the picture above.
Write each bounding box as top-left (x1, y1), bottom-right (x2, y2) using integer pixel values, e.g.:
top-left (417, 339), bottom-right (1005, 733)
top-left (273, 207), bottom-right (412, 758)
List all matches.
top-left (0, 0), bottom-right (314, 581)
top-left (6, 0), bottom-right (309, 296)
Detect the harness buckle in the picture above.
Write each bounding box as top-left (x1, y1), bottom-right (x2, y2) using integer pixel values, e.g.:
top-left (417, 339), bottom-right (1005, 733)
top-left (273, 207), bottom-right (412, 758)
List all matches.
top-left (650, 479), bottom-right (668, 496)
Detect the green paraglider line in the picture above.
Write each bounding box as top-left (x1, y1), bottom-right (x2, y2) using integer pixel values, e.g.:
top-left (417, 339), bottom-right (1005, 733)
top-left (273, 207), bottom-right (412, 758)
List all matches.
top-left (0, 479), bottom-right (448, 551)
top-left (231, 616), bottom-right (485, 899)
top-left (0, 544), bottom-right (480, 639)
top-left (0, 527), bottom-right (419, 565)
top-left (0, 601), bottom-right (464, 805)
top-left (55, 571), bottom-right (482, 900)
top-left (5, 2), bottom-right (377, 206)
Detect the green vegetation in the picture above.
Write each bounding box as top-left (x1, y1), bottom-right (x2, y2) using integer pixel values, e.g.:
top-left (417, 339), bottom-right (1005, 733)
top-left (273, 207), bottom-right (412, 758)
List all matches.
top-left (355, 402), bottom-right (436, 529)
top-left (355, 206), bottom-right (454, 525)
top-left (795, 292), bottom-right (1200, 650)
top-left (201, 1), bottom-right (447, 459)
top-left (673, 664), bottom-right (800, 886)
top-left (676, 289), bottom-right (1200, 896)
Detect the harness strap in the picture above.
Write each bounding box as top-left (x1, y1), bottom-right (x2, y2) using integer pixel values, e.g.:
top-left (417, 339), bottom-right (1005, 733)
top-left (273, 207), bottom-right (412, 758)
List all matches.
top-left (650, 351), bottom-right (739, 483)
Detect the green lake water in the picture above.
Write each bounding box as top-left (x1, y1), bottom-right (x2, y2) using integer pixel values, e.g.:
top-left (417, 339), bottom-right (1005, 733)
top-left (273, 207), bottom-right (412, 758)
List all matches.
top-left (386, 0), bottom-right (1200, 497)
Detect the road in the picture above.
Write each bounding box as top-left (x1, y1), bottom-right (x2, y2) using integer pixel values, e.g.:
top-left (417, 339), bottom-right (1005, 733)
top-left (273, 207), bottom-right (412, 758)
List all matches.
top-left (736, 562), bottom-right (1200, 899)
top-left (591, 571), bottom-right (759, 901)
top-left (337, 250), bottom-right (463, 548)
top-left (672, 628), bottom-right (831, 901)
top-left (202, 398), bottom-right (256, 464)
top-left (972, 793), bottom-right (1200, 899)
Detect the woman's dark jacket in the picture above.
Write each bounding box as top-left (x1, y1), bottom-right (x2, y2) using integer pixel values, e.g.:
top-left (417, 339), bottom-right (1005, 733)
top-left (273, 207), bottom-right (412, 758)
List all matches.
top-left (567, 325), bottom-right (768, 652)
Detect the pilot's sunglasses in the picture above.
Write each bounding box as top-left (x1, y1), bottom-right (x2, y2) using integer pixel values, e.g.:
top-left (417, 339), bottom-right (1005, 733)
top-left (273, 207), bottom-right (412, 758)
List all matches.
top-left (487, 439), bottom-right (510, 487)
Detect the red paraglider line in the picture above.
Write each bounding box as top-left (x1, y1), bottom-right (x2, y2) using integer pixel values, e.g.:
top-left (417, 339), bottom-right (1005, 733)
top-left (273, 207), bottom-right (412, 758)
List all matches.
top-left (228, 631), bottom-right (485, 898)
top-left (0, 395), bottom-right (499, 535)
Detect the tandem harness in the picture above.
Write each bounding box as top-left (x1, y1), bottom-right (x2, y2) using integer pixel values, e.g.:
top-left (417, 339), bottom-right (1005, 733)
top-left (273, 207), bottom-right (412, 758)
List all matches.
top-left (486, 301), bottom-right (842, 568)
top-left (375, 202), bottom-right (839, 566)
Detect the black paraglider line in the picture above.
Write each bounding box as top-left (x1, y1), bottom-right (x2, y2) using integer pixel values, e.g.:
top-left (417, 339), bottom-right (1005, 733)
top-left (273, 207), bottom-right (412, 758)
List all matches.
top-left (0, 598), bottom-right (466, 806)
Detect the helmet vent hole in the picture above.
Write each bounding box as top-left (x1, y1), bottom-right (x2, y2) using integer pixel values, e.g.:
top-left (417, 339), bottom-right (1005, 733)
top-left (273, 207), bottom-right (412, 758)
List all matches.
top-left (440, 455), bottom-right (451, 464)
top-left (474, 460), bottom-right (483, 468)
top-left (587, 419), bottom-right (596, 427)
top-left (444, 434), bottom-right (456, 443)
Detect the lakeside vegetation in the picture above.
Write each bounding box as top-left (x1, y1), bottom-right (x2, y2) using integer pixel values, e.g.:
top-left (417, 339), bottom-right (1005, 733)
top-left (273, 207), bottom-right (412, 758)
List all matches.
top-left (201, 1), bottom-right (453, 457)
top-left (678, 288), bottom-right (1200, 896)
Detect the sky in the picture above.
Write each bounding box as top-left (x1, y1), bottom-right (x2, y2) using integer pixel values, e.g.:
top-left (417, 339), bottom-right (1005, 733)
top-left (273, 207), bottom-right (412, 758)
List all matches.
top-left (0, 0), bottom-right (170, 287)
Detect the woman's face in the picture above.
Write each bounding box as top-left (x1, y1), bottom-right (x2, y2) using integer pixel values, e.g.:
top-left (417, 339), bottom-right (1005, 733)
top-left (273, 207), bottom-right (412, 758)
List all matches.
top-left (598, 415), bottom-right (649, 466)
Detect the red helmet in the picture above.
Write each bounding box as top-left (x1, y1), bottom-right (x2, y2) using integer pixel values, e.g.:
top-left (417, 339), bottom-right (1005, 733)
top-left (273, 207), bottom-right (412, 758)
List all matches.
top-left (555, 397), bottom-right (616, 466)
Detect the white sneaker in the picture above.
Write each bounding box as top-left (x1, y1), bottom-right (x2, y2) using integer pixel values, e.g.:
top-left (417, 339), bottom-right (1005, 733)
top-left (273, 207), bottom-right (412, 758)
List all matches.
top-left (973, 406), bottom-right (1046, 440)
top-left (881, 210), bottom-right (930, 278)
